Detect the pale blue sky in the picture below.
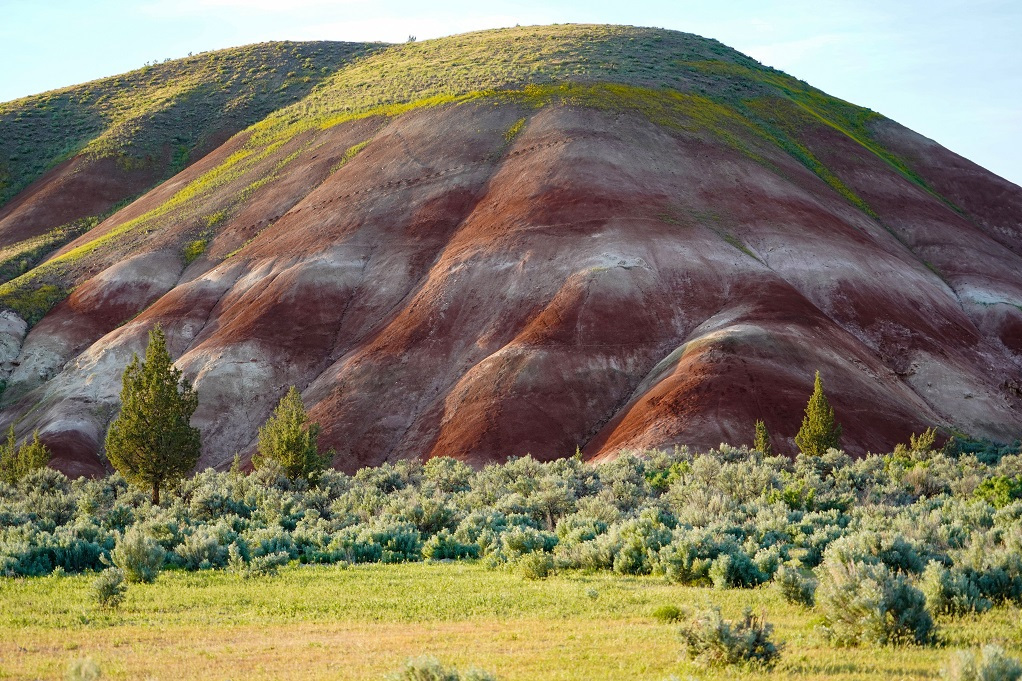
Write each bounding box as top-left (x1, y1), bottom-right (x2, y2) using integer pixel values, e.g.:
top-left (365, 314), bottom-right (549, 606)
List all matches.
top-left (2, 0), bottom-right (1020, 185)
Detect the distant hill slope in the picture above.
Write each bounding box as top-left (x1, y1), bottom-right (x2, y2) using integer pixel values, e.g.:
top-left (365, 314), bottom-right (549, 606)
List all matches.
top-left (0, 25), bottom-right (1018, 476)
top-left (0, 40), bottom-right (378, 275)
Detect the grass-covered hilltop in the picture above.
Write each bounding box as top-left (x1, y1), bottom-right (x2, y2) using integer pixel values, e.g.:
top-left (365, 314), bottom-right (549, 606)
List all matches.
top-left (0, 24), bottom-right (797, 223)
top-left (0, 40), bottom-right (377, 206)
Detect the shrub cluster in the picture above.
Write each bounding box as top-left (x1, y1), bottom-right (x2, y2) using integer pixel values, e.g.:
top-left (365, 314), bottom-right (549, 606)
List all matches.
top-left (678, 606), bottom-right (782, 668)
top-left (109, 526), bottom-right (165, 583)
top-left (91, 566), bottom-right (126, 609)
top-left (387, 657), bottom-right (497, 681)
top-left (66, 658), bottom-right (102, 681)
top-left (2, 438), bottom-right (1022, 644)
top-left (943, 645), bottom-right (1022, 681)
top-left (772, 564), bottom-right (816, 607)
top-left (817, 556), bottom-right (933, 646)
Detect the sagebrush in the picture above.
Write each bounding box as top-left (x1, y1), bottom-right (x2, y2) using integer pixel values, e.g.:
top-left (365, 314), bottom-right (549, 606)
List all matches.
top-left (678, 606), bottom-right (782, 668)
top-left (2, 437), bottom-right (1022, 637)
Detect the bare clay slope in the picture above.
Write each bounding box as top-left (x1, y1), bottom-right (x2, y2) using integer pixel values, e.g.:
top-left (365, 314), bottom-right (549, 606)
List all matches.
top-left (0, 25), bottom-right (1019, 476)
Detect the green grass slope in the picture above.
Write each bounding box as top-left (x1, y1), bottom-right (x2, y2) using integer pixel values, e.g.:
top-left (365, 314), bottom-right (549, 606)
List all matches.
top-left (0, 40), bottom-right (380, 209)
top-left (255, 25), bottom-right (878, 142)
top-left (247, 23), bottom-right (933, 221)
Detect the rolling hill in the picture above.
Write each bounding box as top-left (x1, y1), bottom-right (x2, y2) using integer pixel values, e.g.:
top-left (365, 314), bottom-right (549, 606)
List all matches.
top-left (0, 41), bottom-right (378, 279)
top-left (0, 24), bottom-right (1019, 476)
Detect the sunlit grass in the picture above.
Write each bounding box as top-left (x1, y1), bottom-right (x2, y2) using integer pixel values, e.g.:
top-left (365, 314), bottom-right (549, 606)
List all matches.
top-left (1, 561), bottom-right (1019, 680)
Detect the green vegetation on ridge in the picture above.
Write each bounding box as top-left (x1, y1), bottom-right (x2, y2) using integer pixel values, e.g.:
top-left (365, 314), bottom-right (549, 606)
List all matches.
top-left (0, 216), bottom-right (99, 285)
top-left (0, 40), bottom-right (378, 208)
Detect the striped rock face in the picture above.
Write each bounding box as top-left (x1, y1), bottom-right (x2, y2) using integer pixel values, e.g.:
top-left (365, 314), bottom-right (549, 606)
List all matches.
top-left (0, 27), bottom-right (1019, 475)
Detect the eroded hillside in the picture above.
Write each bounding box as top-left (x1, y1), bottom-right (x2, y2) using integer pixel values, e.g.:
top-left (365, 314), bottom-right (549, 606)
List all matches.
top-left (0, 40), bottom-right (378, 287)
top-left (0, 25), bottom-right (1019, 476)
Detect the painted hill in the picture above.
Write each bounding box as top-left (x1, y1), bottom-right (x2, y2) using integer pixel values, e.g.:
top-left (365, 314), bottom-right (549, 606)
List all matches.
top-left (0, 25), bottom-right (1019, 477)
top-left (0, 41), bottom-right (377, 279)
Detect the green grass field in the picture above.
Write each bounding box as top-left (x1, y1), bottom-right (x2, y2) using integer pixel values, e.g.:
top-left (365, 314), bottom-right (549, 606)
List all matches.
top-left (2, 561), bottom-right (1018, 680)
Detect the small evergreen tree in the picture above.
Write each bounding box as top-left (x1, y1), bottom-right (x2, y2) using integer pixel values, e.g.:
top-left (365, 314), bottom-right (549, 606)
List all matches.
top-left (105, 324), bottom-right (200, 505)
top-left (795, 371), bottom-right (842, 456)
top-left (253, 386), bottom-right (330, 481)
top-left (909, 427), bottom-right (938, 453)
top-left (754, 420), bottom-right (773, 456)
top-left (0, 426), bottom-right (51, 484)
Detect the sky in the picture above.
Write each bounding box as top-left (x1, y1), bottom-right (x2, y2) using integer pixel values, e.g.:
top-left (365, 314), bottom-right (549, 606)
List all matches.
top-left (2, 0), bottom-right (1020, 186)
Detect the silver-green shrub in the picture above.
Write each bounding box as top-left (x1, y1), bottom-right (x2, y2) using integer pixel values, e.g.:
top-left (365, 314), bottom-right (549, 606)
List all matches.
top-left (609, 511), bottom-right (672, 576)
top-left (423, 457), bottom-right (473, 494)
top-left (772, 564), bottom-right (816, 607)
top-left (818, 557), bottom-right (934, 646)
top-left (326, 526), bottom-right (383, 563)
top-left (678, 606), bottom-right (782, 668)
top-left (109, 526), bottom-right (164, 583)
top-left (824, 530), bottom-right (928, 574)
top-left (229, 543), bottom-right (289, 577)
top-left (66, 657), bottom-right (102, 681)
top-left (709, 551), bottom-right (766, 589)
top-left (921, 561), bottom-right (991, 617)
top-left (387, 656), bottom-right (497, 681)
top-left (943, 645), bottom-right (1022, 681)
top-left (91, 566), bottom-right (126, 609)
top-left (496, 526), bottom-right (557, 563)
top-left (422, 530), bottom-right (479, 560)
top-left (516, 552), bottom-right (554, 580)
top-left (175, 525), bottom-right (230, 570)
top-left (372, 520), bottom-right (423, 563)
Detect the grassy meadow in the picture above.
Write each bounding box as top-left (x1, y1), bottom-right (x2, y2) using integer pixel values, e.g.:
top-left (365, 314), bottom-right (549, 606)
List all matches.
top-left (6, 439), bottom-right (1022, 678)
top-left (3, 560), bottom-right (1019, 680)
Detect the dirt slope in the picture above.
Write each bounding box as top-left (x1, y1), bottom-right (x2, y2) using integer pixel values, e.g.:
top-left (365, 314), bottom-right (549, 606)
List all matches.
top-left (0, 25), bottom-right (1018, 476)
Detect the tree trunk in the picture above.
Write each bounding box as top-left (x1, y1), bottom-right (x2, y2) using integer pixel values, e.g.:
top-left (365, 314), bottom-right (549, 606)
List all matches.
top-left (152, 480), bottom-right (160, 506)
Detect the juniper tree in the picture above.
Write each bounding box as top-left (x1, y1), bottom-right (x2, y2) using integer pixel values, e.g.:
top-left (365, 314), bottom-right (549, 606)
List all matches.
top-left (0, 426), bottom-right (50, 484)
top-left (794, 371), bottom-right (842, 457)
top-left (754, 420), bottom-right (773, 456)
top-left (105, 324), bottom-right (200, 505)
top-left (254, 386), bottom-right (330, 481)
